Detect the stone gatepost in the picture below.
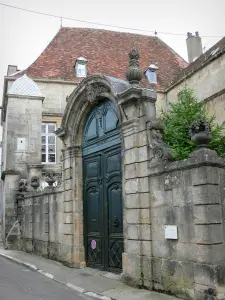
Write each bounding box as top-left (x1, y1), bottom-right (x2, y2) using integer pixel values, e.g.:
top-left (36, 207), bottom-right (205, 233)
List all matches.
top-left (60, 145), bottom-right (85, 267)
top-left (2, 75), bottom-right (44, 248)
top-left (119, 49), bottom-right (157, 288)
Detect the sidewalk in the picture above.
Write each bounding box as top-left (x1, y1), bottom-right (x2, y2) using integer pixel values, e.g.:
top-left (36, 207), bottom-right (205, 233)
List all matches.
top-left (0, 249), bottom-right (177, 300)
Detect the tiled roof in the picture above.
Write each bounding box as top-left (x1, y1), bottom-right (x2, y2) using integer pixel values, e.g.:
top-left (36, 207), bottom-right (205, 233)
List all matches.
top-left (16, 27), bottom-right (187, 90)
top-left (7, 74), bottom-right (43, 97)
top-left (167, 36), bottom-right (225, 90)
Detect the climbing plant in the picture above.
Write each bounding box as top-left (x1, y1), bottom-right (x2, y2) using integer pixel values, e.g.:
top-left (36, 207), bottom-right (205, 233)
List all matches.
top-left (160, 87), bottom-right (225, 160)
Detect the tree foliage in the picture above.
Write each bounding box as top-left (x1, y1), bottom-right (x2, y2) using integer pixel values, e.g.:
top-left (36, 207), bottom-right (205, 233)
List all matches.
top-left (160, 87), bottom-right (225, 160)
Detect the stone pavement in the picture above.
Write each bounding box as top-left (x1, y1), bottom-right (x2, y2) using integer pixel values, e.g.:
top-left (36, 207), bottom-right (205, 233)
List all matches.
top-left (0, 249), bottom-right (177, 300)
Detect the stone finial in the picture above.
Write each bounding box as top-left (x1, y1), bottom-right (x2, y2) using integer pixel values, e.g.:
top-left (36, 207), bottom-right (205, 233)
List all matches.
top-left (30, 176), bottom-right (40, 190)
top-left (126, 48), bottom-right (142, 86)
top-left (189, 120), bottom-right (212, 149)
top-left (45, 172), bottom-right (56, 187)
top-left (18, 179), bottom-right (28, 192)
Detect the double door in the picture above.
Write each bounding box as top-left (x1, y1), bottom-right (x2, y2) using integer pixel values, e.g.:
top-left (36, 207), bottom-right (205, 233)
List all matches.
top-left (83, 145), bottom-right (123, 272)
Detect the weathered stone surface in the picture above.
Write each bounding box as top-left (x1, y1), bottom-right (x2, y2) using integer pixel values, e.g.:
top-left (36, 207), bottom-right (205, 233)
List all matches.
top-left (194, 224), bottom-right (223, 244)
top-left (193, 204), bottom-right (222, 224)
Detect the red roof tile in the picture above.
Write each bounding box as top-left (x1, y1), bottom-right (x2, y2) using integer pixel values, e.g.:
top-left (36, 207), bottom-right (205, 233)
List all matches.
top-left (18, 27), bottom-right (187, 90)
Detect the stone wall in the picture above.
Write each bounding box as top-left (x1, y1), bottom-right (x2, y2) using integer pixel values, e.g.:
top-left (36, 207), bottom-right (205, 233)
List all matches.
top-left (122, 147), bottom-right (225, 299)
top-left (166, 53), bottom-right (225, 124)
top-left (17, 187), bottom-right (71, 264)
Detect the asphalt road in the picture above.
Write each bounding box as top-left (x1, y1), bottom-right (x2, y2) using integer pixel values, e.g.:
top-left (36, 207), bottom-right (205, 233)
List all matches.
top-left (0, 256), bottom-right (93, 300)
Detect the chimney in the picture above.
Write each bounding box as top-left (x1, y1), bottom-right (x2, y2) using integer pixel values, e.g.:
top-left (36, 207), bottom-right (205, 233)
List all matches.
top-left (7, 65), bottom-right (19, 76)
top-left (186, 32), bottom-right (203, 63)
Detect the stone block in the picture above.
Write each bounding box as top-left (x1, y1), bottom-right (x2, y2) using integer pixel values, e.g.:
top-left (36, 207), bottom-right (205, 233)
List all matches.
top-left (164, 171), bottom-right (182, 190)
top-left (124, 148), bottom-right (137, 164)
top-left (136, 161), bottom-right (148, 177)
top-left (124, 163), bottom-right (136, 179)
top-left (194, 224), bottom-right (223, 244)
top-left (123, 135), bottom-right (137, 150)
top-left (64, 189), bottom-right (73, 202)
top-left (64, 168), bottom-right (72, 180)
top-left (64, 201), bottom-right (73, 213)
top-left (64, 179), bottom-right (72, 191)
top-left (62, 224), bottom-right (73, 235)
top-left (124, 209), bottom-right (139, 224)
top-left (62, 234), bottom-right (73, 245)
top-left (63, 212), bottom-right (73, 224)
top-left (124, 179), bottom-right (138, 194)
top-left (192, 166), bottom-right (219, 186)
top-left (196, 244), bottom-right (225, 264)
top-left (124, 224), bottom-right (151, 240)
top-left (139, 177), bottom-right (149, 193)
top-left (192, 185), bottom-right (221, 205)
top-left (177, 224), bottom-right (195, 243)
top-left (172, 187), bottom-right (193, 207)
top-left (126, 239), bottom-right (141, 254)
top-left (139, 146), bottom-right (148, 162)
top-left (175, 242), bottom-right (197, 261)
top-left (64, 157), bottom-right (71, 169)
top-left (194, 205), bottom-right (222, 224)
top-left (124, 193), bottom-right (150, 209)
top-left (137, 130), bottom-right (147, 147)
top-left (194, 263), bottom-right (215, 286)
top-left (121, 253), bottom-right (142, 286)
top-left (142, 241), bottom-right (152, 256)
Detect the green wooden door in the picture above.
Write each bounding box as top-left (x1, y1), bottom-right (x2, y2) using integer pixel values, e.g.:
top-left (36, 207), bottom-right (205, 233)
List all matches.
top-left (82, 100), bottom-right (123, 272)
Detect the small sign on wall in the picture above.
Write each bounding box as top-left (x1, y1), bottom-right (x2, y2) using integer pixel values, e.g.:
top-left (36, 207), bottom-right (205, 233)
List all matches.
top-left (164, 225), bottom-right (178, 240)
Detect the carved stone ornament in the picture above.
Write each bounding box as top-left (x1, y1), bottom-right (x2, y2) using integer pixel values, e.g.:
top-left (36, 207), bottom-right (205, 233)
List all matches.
top-left (45, 172), bottom-right (56, 186)
top-left (189, 120), bottom-right (212, 149)
top-left (86, 83), bottom-right (110, 104)
top-left (147, 120), bottom-right (172, 164)
top-left (30, 176), bottom-right (40, 190)
top-left (18, 178), bottom-right (28, 192)
top-left (126, 48), bottom-right (142, 86)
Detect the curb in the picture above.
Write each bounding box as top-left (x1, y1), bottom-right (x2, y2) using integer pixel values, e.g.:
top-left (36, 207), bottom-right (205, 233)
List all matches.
top-left (0, 253), bottom-right (113, 300)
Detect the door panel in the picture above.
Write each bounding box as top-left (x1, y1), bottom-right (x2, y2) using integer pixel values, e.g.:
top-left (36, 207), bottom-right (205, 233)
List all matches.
top-left (83, 154), bottom-right (104, 269)
top-left (83, 100), bottom-right (123, 272)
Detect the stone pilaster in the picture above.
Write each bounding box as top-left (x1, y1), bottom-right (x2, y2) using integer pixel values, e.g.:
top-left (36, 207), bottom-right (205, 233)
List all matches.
top-left (119, 86), bottom-right (157, 289)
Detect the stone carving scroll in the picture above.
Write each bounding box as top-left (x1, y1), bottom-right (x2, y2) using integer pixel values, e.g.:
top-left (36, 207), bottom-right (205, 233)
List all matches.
top-left (86, 83), bottom-right (110, 104)
top-left (147, 120), bottom-right (172, 165)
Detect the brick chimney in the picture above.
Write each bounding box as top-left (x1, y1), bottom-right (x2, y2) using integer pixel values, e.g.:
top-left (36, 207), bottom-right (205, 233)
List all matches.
top-left (186, 32), bottom-right (203, 63)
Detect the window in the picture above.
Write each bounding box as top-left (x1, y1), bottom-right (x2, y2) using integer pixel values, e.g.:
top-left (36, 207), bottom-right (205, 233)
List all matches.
top-left (75, 57), bottom-right (87, 78)
top-left (76, 64), bottom-right (86, 77)
top-left (145, 69), bottom-right (157, 83)
top-left (145, 63), bottom-right (158, 84)
top-left (41, 123), bottom-right (56, 163)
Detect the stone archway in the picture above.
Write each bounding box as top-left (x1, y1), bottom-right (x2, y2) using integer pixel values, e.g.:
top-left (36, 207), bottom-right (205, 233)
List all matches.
top-left (56, 75), bottom-right (126, 269)
top-left (56, 74), bottom-right (157, 285)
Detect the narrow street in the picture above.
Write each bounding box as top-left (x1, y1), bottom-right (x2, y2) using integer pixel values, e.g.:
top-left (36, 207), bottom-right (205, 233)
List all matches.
top-left (0, 256), bottom-right (93, 300)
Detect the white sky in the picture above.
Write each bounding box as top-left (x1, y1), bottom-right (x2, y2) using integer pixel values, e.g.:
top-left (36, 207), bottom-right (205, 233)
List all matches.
top-left (0, 0), bottom-right (224, 98)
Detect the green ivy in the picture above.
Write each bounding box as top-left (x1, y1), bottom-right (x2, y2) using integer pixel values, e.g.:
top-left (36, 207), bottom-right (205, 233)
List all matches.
top-left (160, 87), bottom-right (225, 161)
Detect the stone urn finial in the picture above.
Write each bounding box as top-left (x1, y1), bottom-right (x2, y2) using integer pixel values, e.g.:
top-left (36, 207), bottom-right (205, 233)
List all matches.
top-left (189, 120), bottom-right (212, 149)
top-left (45, 172), bottom-right (56, 187)
top-left (126, 48), bottom-right (142, 86)
top-left (30, 176), bottom-right (40, 190)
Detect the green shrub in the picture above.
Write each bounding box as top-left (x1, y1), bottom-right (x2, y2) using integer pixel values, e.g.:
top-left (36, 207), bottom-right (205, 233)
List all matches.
top-left (160, 87), bottom-right (225, 160)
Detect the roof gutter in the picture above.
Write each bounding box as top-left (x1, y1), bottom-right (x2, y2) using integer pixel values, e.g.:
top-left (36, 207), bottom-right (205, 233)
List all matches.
top-left (165, 48), bottom-right (225, 93)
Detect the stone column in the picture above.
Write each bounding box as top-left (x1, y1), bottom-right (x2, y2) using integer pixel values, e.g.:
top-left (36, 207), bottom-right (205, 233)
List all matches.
top-left (118, 83), bottom-right (157, 288)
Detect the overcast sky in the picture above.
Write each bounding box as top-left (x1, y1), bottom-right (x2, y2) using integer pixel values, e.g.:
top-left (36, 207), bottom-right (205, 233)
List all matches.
top-left (0, 0), bottom-right (224, 98)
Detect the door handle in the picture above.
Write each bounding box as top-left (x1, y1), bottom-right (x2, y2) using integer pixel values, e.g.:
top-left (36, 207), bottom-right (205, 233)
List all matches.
top-left (112, 217), bottom-right (120, 228)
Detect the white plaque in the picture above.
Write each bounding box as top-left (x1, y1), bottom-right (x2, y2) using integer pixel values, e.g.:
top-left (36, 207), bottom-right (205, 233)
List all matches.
top-left (164, 225), bottom-right (178, 240)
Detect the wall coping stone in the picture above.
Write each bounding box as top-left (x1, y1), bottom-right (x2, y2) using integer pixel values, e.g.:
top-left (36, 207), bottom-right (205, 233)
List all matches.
top-left (149, 149), bottom-right (225, 177)
top-left (24, 187), bottom-right (64, 198)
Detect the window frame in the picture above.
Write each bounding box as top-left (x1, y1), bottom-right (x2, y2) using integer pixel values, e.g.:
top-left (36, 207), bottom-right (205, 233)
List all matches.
top-left (41, 123), bottom-right (56, 164)
top-left (145, 69), bottom-right (157, 84)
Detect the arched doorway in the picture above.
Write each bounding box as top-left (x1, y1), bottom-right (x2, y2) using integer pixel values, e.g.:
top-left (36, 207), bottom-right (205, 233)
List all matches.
top-left (82, 99), bottom-right (123, 272)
